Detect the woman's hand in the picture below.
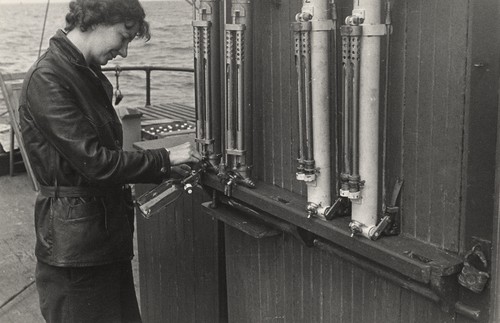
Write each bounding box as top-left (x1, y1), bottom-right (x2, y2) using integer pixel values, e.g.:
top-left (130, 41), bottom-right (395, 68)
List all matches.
top-left (167, 142), bottom-right (202, 166)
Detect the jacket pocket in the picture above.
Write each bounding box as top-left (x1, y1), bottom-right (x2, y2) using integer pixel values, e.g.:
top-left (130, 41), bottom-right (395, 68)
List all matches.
top-left (66, 198), bottom-right (103, 222)
top-left (52, 198), bottom-right (109, 263)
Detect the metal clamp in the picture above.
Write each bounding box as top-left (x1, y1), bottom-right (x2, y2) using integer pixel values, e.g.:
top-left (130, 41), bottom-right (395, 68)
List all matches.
top-left (458, 244), bottom-right (490, 293)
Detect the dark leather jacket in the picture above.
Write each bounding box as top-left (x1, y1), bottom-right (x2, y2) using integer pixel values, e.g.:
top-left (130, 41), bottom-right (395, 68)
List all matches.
top-left (19, 30), bottom-right (170, 267)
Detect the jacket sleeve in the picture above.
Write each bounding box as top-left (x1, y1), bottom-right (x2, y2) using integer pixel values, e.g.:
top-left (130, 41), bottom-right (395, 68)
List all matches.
top-left (25, 67), bottom-right (170, 185)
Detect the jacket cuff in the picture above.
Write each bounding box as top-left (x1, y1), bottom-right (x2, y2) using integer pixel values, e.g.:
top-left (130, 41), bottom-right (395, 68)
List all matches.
top-left (158, 148), bottom-right (171, 178)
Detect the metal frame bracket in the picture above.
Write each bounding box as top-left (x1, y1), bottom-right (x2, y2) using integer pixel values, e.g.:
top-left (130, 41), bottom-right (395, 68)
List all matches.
top-left (361, 24), bottom-right (387, 36)
top-left (310, 20), bottom-right (335, 31)
top-left (192, 20), bottom-right (211, 28)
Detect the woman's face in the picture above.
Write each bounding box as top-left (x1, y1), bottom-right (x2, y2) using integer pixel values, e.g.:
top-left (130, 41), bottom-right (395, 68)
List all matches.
top-left (86, 22), bottom-right (139, 66)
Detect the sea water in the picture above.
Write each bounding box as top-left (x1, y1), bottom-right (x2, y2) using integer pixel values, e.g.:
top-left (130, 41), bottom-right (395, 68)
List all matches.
top-left (0, 0), bottom-right (195, 108)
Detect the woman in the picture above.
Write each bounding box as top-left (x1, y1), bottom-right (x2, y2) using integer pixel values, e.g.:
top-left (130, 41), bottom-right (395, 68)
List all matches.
top-left (19, 0), bottom-right (200, 322)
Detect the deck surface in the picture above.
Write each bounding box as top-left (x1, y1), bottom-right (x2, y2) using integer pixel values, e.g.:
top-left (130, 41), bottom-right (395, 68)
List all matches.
top-left (139, 103), bottom-right (195, 122)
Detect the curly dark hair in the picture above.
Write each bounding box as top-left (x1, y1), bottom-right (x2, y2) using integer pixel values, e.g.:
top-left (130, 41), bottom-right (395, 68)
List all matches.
top-left (64, 0), bottom-right (150, 41)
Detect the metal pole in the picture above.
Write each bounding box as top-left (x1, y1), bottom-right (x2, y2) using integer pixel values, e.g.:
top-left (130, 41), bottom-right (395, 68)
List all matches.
top-left (381, 0), bottom-right (391, 213)
top-left (232, 0), bottom-right (252, 181)
top-left (351, 0), bottom-right (383, 237)
top-left (203, 24), bottom-right (212, 141)
top-left (236, 29), bottom-right (244, 154)
top-left (226, 31), bottom-right (234, 153)
top-left (193, 25), bottom-right (204, 148)
top-left (341, 32), bottom-right (352, 196)
top-left (145, 69), bottom-right (151, 106)
top-left (305, 0), bottom-right (333, 219)
top-left (303, 30), bottom-right (314, 163)
top-left (349, 32), bottom-right (361, 196)
top-left (294, 28), bottom-right (305, 176)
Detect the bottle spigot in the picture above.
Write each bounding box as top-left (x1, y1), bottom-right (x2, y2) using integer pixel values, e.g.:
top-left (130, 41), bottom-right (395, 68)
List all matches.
top-left (306, 202), bottom-right (319, 218)
top-left (184, 183), bottom-right (193, 194)
top-left (349, 220), bottom-right (363, 237)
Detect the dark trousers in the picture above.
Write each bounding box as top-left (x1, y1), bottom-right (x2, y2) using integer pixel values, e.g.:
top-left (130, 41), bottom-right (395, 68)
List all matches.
top-left (36, 260), bottom-right (142, 323)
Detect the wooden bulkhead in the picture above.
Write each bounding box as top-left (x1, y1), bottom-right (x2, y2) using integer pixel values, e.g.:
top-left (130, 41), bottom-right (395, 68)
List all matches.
top-left (135, 0), bottom-right (500, 322)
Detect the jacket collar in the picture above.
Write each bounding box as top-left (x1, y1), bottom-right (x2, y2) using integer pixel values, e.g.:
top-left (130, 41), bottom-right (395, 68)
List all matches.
top-left (49, 29), bottom-right (102, 73)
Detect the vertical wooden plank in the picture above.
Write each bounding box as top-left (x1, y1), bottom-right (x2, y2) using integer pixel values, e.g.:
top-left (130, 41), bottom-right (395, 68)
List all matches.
top-left (351, 265), bottom-right (364, 323)
top-left (374, 279), bottom-right (402, 323)
top-left (428, 0), bottom-right (451, 249)
top-left (257, 236), bottom-right (281, 322)
top-left (290, 0), bottom-right (306, 195)
top-left (283, 235), bottom-right (294, 322)
top-left (463, 0), bottom-right (499, 248)
top-left (285, 236), bottom-right (302, 322)
top-left (269, 1), bottom-right (283, 188)
top-left (278, 0), bottom-right (293, 191)
top-left (276, 235), bottom-right (286, 321)
top-left (160, 202), bottom-right (181, 321)
top-left (320, 250), bottom-right (333, 322)
top-left (444, 1), bottom-right (468, 253)
top-left (192, 191), bottom-right (220, 321)
top-left (310, 244), bottom-right (323, 323)
top-left (340, 258), bottom-right (353, 323)
top-left (179, 196), bottom-right (196, 320)
top-left (385, 0), bottom-right (407, 225)
top-left (401, 0), bottom-right (421, 238)
top-left (413, 0), bottom-right (435, 243)
top-left (260, 0), bottom-right (274, 184)
top-left (281, 0), bottom-right (295, 191)
top-left (252, 0), bottom-right (264, 181)
top-left (225, 226), bottom-right (262, 323)
top-left (331, 252), bottom-right (342, 323)
top-left (428, 0), bottom-right (468, 252)
top-left (302, 243), bottom-right (314, 322)
top-left (360, 270), bottom-right (377, 323)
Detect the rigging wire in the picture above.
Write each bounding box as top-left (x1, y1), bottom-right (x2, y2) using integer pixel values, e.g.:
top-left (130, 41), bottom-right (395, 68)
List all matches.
top-left (0, 281), bottom-right (36, 310)
top-left (37, 0), bottom-right (51, 58)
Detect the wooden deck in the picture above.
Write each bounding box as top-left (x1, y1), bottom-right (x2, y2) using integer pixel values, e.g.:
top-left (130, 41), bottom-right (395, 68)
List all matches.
top-left (139, 103), bottom-right (195, 122)
top-left (0, 172), bottom-right (40, 323)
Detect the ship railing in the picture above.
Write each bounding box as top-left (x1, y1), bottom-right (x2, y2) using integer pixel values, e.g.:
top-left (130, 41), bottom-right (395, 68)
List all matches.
top-left (101, 65), bottom-right (194, 107)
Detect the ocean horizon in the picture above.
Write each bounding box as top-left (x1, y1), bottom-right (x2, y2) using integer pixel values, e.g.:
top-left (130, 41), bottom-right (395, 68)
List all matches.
top-left (0, 0), bottom-right (195, 108)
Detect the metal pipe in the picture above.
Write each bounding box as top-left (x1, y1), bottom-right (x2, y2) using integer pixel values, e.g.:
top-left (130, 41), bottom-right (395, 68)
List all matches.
top-left (225, 32), bottom-right (234, 152)
top-left (145, 69), bottom-right (151, 106)
top-left (350, 0), bottom-right (383, 233)
top-left (193, 1), bottom-right (219, 157)
top-left (232, 0), bottom-right (252, 181)
top-left (193, 25), bottom-right (205, 147)
top-left (203, 24), bottom-right (212, 142)
top-left (201, 0), bottom-right (222, 163)
top-left (305, 0), bottom-right (332, 219)
top-left (330, 0), bottom-right (344, 195)
top-left (102, 66), bottom-right (195, 73)
top-left (351, 35), bottom-right (360, 180)
top-left (341, 33), bottom-right (352, 195)
top-left (381, 0), bottom-right (391, 212)
top-left (294, 28), bottom-right (305, 177)
top-left (236, 30), bottom-right (244, 153)
top-left (303, 30), bottom-right (314, 163)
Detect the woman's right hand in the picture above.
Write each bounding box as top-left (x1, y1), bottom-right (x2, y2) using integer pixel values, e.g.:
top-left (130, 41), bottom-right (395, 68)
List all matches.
top-left (167, 142), bottom-right (202, 166)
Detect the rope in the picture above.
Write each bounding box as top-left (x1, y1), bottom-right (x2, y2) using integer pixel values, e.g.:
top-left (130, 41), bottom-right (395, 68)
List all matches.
top-left (37, 0), bottom-right (51, 58)
top-left (0, 280), bottom-right (36, 310)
